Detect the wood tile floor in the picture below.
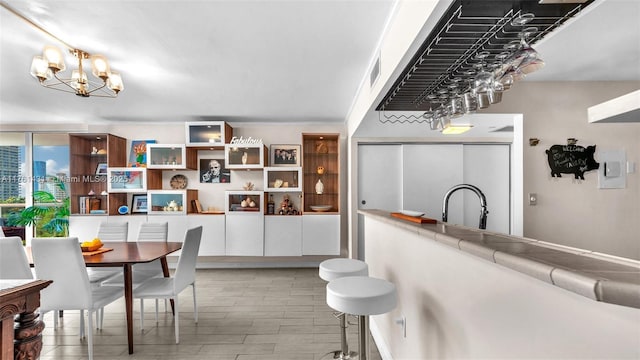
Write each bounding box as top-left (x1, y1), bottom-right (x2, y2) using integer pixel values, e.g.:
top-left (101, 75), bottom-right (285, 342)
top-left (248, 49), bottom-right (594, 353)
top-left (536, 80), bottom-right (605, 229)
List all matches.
top-left (39, 268), bottom-right (382, 360)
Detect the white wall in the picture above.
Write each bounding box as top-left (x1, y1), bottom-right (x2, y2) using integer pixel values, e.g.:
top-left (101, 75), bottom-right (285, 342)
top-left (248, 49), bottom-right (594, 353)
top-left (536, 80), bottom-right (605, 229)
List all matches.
top-left (86, 122), bottom-right (342, 208)
top-left (346, 0), bottom-right (445, 136)
top-left (486, 81), bottom-right (640, 260)
top-left (364, 215), bottom-right (640, 359)
top-left (83, 122), bottom-right (349, 252)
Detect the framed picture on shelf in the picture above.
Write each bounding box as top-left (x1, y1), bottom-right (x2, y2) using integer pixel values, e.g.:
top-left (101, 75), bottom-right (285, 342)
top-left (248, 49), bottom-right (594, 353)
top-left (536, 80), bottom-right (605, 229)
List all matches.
top-left (131, 194), bottom-right (148, 214)
top-left (107, 167), bottom-right (147, 192)
top-left (199, 158), bottom-right (230, 183)
top-left (270, 144), bottom-right (300, 167)
top-left (128, 139), bottom-right (156, 167)
top-left (95, 163), bottom-right (108, 175)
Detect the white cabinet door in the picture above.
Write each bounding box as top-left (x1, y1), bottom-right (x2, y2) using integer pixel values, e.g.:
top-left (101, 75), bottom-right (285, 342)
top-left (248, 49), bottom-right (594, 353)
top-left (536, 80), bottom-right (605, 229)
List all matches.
top-left (188, 215), bottom-right (225, 256)
top-left (265, 216), bottom-right (302, 256)
top-left (302, 215), bottom-right (339, 255)
top-left (225, 215), bottom-right (264, 256)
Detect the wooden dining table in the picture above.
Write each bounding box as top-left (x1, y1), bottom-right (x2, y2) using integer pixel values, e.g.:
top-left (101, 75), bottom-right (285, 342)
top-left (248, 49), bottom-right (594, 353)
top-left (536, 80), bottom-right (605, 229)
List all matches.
top-left (29, 241), bottom-right (182, 354)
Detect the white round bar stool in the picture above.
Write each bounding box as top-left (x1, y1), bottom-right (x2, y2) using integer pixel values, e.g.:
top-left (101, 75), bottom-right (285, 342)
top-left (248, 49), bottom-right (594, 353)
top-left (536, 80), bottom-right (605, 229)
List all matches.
top-left (319, 258), bottom-right (368, 359)
top-left (327, 276), bottom-right (397, 360)
top-left (319, 258), bottom-right (368, 282)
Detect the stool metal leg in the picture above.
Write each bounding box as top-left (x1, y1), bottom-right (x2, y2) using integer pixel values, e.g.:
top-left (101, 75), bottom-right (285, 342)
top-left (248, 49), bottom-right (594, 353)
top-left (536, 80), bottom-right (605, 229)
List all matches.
top-left (322, 312), bottom-right (358, 359)
top-left (358, 315), bottom-right (370, 360)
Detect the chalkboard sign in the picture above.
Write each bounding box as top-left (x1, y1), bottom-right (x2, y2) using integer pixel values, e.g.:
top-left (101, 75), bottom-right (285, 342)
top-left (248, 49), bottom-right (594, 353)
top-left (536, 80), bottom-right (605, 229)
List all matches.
top-left (545, 144), bottom-right (599, 180)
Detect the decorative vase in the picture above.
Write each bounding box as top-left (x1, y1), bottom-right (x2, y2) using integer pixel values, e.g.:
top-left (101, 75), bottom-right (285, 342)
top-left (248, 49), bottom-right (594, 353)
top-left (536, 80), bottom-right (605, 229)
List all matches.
top-left (242, 152), bottom-right (248, 165)
top-left (315, 179), bottom-right (324, 195)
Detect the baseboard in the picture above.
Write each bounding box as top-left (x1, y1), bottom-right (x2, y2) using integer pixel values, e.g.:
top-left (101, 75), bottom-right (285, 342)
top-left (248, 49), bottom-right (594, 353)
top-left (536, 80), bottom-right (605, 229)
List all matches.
top-left (194, 261), bottom-right (322, 269)
top-left (370, 317), bottom-right (394, 360)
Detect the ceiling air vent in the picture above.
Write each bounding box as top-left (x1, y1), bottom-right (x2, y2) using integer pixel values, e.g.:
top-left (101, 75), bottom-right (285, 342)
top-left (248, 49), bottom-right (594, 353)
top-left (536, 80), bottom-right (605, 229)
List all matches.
top-left (491, 125), bottom-right (515, 132)
top-left (370, 54), bottom-right (381, 89)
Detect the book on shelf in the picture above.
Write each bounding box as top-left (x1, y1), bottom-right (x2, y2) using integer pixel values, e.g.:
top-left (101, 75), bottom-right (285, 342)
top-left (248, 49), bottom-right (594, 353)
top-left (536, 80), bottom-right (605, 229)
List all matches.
top-left (79, 196), bottom-right (101, 214)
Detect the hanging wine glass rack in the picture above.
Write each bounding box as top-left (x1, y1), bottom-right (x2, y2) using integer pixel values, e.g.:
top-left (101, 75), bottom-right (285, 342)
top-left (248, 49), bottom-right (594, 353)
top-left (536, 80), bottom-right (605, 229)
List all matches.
top-left (377, 0), bottom-right (595, 120)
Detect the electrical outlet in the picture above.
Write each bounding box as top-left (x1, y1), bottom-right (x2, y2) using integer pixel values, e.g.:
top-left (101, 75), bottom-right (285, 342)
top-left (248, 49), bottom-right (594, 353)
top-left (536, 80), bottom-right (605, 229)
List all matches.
top-left (395, 316), bottom-right (406, 338)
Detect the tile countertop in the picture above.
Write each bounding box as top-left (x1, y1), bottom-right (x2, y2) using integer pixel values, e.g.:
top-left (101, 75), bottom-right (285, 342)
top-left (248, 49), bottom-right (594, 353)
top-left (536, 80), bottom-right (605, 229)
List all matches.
top-left (359, 209), bottom-right (640, 309)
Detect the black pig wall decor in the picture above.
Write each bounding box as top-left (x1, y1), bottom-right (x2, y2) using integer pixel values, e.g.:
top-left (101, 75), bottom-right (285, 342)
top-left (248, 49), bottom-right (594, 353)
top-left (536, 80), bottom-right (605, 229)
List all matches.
top-left (545, 144), bottom-right (599, 180)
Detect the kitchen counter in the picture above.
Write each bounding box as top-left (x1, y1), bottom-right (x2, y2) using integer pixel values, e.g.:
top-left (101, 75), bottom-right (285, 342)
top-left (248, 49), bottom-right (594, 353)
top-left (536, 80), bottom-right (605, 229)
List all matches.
top-left (359, 209), bottom-right (640, 309)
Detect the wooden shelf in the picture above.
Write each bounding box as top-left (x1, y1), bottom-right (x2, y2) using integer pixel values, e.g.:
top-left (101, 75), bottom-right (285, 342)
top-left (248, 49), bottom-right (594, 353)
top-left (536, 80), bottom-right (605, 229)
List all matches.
top-left (69, 133), bottom-right (127, 215)
top-left (301, 133), bottom-right (339, 213)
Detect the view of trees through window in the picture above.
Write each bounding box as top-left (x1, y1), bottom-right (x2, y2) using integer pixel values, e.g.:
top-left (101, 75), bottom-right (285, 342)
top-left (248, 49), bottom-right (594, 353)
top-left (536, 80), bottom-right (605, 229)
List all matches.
top-left (0, 132), bottom-right (70, 238)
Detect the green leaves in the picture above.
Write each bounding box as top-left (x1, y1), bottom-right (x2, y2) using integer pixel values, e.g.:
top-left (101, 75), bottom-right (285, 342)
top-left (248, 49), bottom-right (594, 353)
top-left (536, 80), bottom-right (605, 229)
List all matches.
top-left (7, 176), bottom-right (70, 237)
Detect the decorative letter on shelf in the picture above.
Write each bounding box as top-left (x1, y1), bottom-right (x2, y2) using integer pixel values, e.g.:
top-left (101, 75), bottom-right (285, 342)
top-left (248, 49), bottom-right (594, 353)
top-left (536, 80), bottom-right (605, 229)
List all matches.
top-left (545, 144), bottom-right (599, 180)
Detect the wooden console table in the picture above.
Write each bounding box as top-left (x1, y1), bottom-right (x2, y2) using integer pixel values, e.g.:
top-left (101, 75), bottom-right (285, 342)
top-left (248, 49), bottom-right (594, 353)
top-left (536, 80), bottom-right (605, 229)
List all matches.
top-left (0, 280), bottom-right (52, 360)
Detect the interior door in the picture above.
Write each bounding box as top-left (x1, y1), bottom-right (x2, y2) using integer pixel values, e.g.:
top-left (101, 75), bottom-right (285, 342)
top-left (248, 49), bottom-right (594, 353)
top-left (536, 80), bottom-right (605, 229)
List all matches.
top-left (402, 144), bottom-right (464, 221)
top-left (463, 144), bottom-right (510, 233)
top-left (357, 144), bottom-right (402, 259)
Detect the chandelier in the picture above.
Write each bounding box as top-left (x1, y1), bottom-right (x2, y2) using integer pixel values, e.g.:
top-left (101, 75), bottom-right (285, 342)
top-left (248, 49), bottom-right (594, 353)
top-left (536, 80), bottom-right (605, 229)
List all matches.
top-left (1, 2), bottom-right (124, 98)
top-left (30, 46), bottom-right (123, 98)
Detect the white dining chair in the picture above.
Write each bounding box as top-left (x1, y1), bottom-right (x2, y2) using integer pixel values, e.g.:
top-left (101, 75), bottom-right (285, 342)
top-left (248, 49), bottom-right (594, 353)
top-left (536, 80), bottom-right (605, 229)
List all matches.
top-left (31, 237), bottom-right (123, 360)
top-left (96, 222), bottom-right (129, 241)
top-left (131, 222), bottom-right (168, 277)
top-left (103, 222), bottom-right (168, 286)
top-left (87, 222), bottom-right (129, 285)
top-left (102, 222), bottom-right (169, 312)
top-left (134, 226), bottom-right (202, 343)
top-left (0, 236), bottom-right (33, 279)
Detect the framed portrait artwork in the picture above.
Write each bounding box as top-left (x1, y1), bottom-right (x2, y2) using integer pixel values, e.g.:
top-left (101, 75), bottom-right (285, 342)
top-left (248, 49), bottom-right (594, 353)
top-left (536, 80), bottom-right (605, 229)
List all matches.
top-left (199, 158), bottom-right (231, 183)
top-left (270, 144), bottom-right (301, 167)
top-left (131, 194), bottom-right (148, 214)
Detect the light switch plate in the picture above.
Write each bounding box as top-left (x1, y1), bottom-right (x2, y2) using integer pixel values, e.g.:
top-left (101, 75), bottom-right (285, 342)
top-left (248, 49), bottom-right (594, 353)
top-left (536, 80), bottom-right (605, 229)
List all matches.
top-left (604, 161), bottom-right (621, 178)
top-left (598, 150), bottom-right (626, 189)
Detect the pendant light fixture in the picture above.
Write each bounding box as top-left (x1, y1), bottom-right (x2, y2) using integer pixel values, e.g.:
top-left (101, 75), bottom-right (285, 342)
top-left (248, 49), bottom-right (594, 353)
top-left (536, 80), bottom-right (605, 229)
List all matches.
top-left (2, 2), bottom-right (124, 98)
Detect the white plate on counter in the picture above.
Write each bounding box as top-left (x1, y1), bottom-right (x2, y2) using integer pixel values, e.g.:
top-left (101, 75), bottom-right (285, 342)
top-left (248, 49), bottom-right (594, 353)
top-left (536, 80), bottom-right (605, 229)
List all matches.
top-left (398, 210), bottom-right (424, 217)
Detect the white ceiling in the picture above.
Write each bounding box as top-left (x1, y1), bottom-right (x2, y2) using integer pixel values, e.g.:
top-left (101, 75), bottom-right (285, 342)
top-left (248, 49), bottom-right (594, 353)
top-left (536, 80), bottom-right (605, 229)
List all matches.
top-left (0, 0), bottom-right (395, 124)
top-left (1, 0), bottom-right (638, 128)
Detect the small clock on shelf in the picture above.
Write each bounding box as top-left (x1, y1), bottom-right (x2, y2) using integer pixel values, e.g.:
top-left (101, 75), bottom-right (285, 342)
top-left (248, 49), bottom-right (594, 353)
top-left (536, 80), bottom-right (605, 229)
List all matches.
top-left (170, 174), bottom-right (188, 189)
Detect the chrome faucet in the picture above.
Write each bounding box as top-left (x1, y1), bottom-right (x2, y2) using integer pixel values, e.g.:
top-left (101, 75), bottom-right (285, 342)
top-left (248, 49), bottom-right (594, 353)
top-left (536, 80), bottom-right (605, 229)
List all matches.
top-left (442, 184), bottom-right (489, 230)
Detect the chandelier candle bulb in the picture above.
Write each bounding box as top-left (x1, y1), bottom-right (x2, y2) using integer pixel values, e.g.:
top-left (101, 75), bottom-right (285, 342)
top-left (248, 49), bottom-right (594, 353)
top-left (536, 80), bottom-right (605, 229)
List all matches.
top-left (43, 45), bottom-right (65, 71)
top-left (107, 72), bottom-right (124, 93)
top-left (91, 55), bottom-right (110, 79)
top-left (30, 56), bottom-right (51, 81)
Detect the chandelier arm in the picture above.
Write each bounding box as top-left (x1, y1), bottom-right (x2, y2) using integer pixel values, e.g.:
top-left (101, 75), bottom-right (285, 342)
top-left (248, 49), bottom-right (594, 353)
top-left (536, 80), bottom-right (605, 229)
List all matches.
top-left (85, 81), bottom-right (109, 95)
top-left (0, 1), bottom-right (76, 51)
top-left (39, 84), bottom-right (77, 94)
top-left (51, 72), bottom-right (81, 93)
